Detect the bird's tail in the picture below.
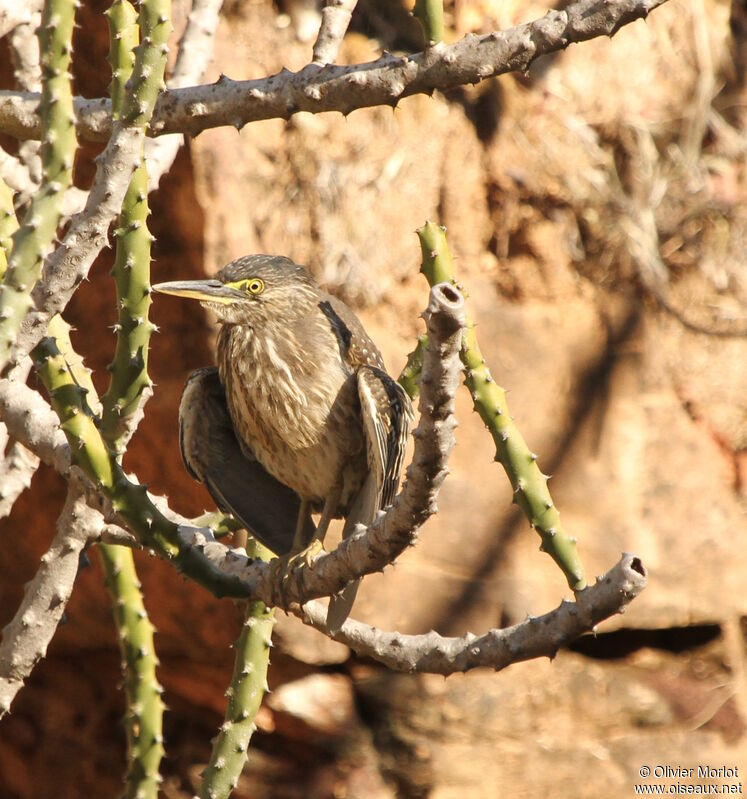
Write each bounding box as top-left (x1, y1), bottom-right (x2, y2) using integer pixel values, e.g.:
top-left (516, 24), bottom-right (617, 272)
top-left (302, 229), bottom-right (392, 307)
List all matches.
top-left (325, 471), bottom-right (379, 634)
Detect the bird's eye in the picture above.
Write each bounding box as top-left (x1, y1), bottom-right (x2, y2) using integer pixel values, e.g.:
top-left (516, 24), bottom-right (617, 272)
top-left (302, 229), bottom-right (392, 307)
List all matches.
top-left (230, 278), bottom-right (264, 295)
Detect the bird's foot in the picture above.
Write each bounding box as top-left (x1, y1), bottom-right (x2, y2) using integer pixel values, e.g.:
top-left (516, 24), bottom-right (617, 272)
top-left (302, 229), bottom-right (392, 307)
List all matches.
top-left (290, 538), bottom-right (324, 571)
top-left (270, 539), bottom-right (325, 600)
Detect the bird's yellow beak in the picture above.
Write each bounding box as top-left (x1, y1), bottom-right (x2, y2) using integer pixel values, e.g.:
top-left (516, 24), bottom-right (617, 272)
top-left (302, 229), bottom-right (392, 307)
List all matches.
top-left (152, 279), bottom-right (237, 305)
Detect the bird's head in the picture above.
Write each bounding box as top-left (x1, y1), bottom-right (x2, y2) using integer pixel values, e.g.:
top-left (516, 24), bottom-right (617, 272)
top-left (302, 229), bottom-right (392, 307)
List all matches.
top-left (153, 254), bottom-right (319, 326)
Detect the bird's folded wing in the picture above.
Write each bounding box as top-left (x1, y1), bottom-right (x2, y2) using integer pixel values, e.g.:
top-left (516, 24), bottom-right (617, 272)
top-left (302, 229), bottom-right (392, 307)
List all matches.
top-left (178, 366), bottom-right (302, 555)
top-left (356, 365), bottom-right (414, 511)
top-left (326, 368), bottom-right (412, 633)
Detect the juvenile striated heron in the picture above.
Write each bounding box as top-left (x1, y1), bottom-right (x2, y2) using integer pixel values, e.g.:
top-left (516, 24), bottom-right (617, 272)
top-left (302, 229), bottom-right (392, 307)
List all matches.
top-left (154, 255), bottom-right (413, 629)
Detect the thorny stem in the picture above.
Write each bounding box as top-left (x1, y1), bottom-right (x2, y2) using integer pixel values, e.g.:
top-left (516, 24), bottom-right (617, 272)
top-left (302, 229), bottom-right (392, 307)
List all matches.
top-left (0, 0), bottom-right (77, 374)
top-left (200, 540), bottom-right (274, 799)
top-left (412, 222), bottom-right (586, 590)
top-left (0, 0), bottom-right (670, 142)
top-left (48, 309), bottom-right (165, 798)
top-left (100, 0), bottom-right (157, 456)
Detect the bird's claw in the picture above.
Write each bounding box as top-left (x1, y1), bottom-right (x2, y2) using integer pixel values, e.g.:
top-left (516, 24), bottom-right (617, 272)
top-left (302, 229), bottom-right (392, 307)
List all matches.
top-left (291, 538), bottom-right (324, 571)
top-left (270, 539), bottom-right (325, 592)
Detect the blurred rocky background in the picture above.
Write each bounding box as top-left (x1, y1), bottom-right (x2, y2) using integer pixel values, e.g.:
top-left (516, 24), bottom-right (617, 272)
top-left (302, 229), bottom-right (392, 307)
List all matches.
top-left (0, 0), bottom-right (745, 796)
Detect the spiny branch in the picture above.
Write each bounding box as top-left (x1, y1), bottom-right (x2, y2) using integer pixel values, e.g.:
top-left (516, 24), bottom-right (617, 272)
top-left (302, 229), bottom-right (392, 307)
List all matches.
top-left (297, 554), bottom-right (647, 674)
top-left (0, 482), bottom-right (97, 716)
top-left (2, 287), bottom-right (650, 676)
top-left (0, 0), bottom-right (669, 143)
top-left (311, 0), bottom-right (358, 65)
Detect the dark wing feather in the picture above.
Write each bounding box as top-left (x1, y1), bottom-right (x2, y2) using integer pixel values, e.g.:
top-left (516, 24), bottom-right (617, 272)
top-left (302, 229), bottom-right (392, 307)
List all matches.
top-left (356, 366), bottom-right (413, 510)
top-left (318, 295), bottom-right (386, 372)
top-left (179, 367), bottom-right (304, 555)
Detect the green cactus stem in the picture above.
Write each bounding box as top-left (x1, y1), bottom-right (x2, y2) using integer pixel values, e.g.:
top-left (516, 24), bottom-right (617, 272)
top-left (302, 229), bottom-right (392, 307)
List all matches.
top-left (100, 544), bottom-right (165, 799)
top-left (49, 313), bottom-right (164, 798)
top-left (0, 177), bottom-right (18, 278)
top-left (33, 331), bottom-right (115, 490)
top-left (100, 0), bottom-right (156, 456)
top-left (106, 0), bottom-right (139, 118)
top-left (99, 154), bottom-right (153, 455)
top-left (200, 542), bottom-right (274, 799)
top-left (414, 221), bottom-right (586, 591)
top-left (122, 0), bottom-right (173, 128)
top-left (0, 0), bottom-right (78, 373)
top-left (399, 333), bottom-right (428, 399)
top-left (47, 312), bottom-right (101, 409)
top-left (193, 511), bottom-right (244, 539)
top-left (413, 0), bottom-right (444, 45)
top-left (31, 332), bottom-right (256, 599)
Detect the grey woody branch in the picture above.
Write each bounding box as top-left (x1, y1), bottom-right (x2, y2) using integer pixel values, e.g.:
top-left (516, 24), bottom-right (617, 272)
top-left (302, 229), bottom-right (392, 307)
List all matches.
top-left (9, 12), bottom-right (41, 92)
top-left (0, 14), bottom-right (43, 213)
top-left (0, 357), bottom-right (39, 520)
top-left (171, 0), bottom-right (224, 87)
top-left (0, 377), bottom-right (70, 474)
top-left (297, 554), bottom-right (648, 673)
top-left (0, 484), bottom-right (96, 716)
top-left (312, 0), bottom-right (359, 65)
top-left (0, 0), bottom-right (42, 41)
top-left (0, 0), bottom-right (669, 143)
top-left (0, 439), bottom-right (38, 519)
top-left (0, 147), bottom-right (38, 197)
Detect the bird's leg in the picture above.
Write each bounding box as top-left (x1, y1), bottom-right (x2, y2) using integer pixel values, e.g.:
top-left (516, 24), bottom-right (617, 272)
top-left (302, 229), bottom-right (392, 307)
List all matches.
top-left (276, 483), bottom-right (342, 595)
top-left (291, 498), bottom-right (313, 551)
top-left (233, 529), bottom-right (249, 550)
top-left (311, 482), bottom-right (342, 545)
